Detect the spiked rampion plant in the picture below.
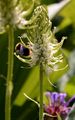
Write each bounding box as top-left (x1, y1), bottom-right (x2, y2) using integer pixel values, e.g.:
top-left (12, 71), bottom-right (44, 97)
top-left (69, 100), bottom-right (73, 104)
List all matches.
top-left (15, 6), bottom-right (68, 120)
top-left (0, 0), bottom-right (34, 120)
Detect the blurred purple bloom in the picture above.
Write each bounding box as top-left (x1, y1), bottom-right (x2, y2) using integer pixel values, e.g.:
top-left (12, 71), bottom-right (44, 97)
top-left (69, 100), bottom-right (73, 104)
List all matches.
top-left (44, 92), bottom-right (75, 119)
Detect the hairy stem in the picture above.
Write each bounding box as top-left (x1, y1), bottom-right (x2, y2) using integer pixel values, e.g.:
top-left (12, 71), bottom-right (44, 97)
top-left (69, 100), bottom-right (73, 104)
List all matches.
top-left (39, 63), bottom-right (43, 120)
top-left (5, 26), bottom-right (14, 120)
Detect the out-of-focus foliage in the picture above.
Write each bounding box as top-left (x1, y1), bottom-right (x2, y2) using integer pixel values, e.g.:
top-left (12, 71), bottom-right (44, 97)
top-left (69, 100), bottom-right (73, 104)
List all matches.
top-left (65, 104), bottom-right (75, 120)
top-left (0, 0), bottom-right (75, 120)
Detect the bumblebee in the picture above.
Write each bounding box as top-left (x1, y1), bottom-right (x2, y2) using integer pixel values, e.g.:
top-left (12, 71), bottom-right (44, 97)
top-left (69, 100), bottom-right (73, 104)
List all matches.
top-left (15, 43), bottom-right (30, 57)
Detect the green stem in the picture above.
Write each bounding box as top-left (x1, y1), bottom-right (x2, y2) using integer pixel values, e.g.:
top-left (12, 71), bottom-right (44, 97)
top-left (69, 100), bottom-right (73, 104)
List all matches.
top-left (39, 63), bottom-right (43, 120)
top-left (5, 26), bottom-right (14, 120)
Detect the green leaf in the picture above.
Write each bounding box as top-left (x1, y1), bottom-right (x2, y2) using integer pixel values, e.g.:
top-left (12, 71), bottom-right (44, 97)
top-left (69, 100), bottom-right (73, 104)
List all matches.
top-left (65, 104), bottom-right (75, 120)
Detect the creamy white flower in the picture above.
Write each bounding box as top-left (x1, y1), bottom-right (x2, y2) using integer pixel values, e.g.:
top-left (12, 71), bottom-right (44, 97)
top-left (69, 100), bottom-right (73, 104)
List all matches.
top-left (15, 6), bottom-right (68, 75)
top-left (0, 0), bottom-right (34, 33)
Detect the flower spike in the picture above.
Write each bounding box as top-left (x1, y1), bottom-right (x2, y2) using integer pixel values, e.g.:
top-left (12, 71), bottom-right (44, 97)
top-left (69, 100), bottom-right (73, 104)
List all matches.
top-left (15, 5), bottom-right (68, 75)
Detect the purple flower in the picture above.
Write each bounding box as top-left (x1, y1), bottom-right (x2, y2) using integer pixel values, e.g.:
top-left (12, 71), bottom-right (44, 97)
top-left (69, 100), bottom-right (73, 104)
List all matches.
top-left (44, 92), bottom-right (75, 119)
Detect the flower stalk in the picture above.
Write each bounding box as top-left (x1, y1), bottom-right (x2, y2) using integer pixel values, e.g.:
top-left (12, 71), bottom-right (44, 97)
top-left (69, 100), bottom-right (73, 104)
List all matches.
top-left (39, 63), bottom-right (43, 120)
top-left (5, 26), bottom-right (14, 120)
top-left (14, 5), bottom-right (68, 120)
